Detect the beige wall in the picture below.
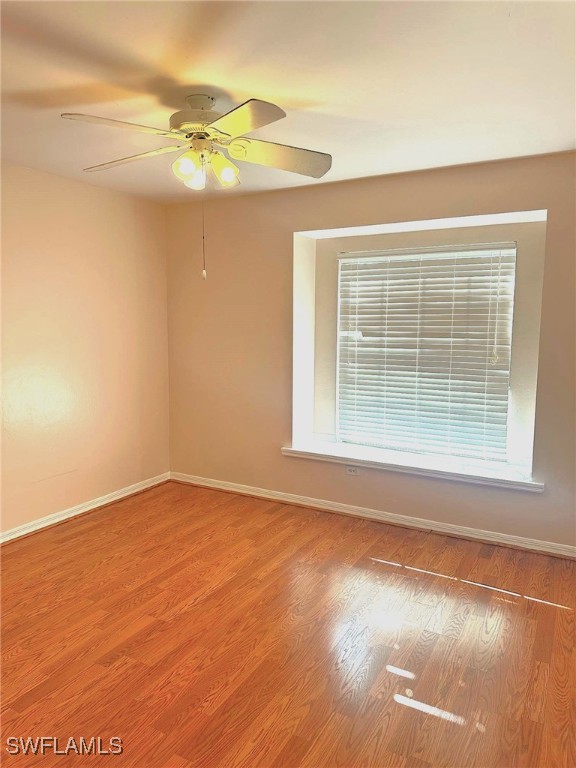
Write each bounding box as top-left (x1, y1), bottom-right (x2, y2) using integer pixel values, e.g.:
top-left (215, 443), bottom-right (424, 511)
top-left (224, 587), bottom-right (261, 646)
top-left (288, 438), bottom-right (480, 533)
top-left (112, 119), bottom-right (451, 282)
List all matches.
top-left (2, 154), bottom-right (574, 546)
top-left (1, 165), bottom-right (169, 532)
top-left (167, 152), bottom-right (575, 547)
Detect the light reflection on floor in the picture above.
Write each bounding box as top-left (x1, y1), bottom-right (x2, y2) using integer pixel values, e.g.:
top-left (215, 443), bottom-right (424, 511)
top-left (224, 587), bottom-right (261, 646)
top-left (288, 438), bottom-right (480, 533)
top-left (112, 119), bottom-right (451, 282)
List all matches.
top-left (322, 563), bottom-right (462, 728)
top-left (318, 549), bottom-right (571, 737)
top-left (393, 693), bottom-right (466, 725)
top-left (290, 545), bottom-right (570, 749)
top-left (385, 664), bottom-right (415, 680)
top-left (369, 557), bottom-right (571, 609)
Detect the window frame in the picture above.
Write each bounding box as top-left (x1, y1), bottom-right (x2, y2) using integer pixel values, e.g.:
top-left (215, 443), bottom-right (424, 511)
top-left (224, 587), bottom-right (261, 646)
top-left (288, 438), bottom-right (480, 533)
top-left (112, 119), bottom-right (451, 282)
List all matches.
top-left (284, 212), bottom-right (547, 492)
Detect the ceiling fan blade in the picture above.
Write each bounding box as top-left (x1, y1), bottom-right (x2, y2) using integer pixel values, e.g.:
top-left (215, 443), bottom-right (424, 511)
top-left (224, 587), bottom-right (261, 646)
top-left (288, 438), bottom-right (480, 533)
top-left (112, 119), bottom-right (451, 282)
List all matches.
top-left (207, 99), bottom-right (285, 139)
top-left (62, 113), bottom-right (186, 139)
top-left (84, 144), bottom-right (187, 172)
top-left (226, 138), bottom-right (332, 178)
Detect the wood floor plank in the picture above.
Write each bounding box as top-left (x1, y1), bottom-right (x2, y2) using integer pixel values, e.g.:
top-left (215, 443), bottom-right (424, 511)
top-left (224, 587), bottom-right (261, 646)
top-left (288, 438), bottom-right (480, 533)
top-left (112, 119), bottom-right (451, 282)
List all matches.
top-left (2, 482), bottom-right (574, 767)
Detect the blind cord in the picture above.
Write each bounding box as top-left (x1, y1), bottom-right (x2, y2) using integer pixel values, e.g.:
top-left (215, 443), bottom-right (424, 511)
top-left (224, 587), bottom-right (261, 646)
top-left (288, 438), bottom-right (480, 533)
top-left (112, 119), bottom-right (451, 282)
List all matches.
top-left (490, 251), bottom-right (503, 364)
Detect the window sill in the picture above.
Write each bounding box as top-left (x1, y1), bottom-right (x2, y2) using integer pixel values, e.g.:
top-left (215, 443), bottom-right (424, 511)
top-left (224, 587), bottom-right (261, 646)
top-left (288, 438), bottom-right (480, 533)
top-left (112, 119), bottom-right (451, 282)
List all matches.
top-left (281, 442), bottom-right (544, 493)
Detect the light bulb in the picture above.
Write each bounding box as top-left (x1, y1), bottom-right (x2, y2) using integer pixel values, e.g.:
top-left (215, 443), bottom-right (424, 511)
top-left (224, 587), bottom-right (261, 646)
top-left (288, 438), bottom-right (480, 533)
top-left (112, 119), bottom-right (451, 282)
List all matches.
top-left (184, 165), bottom-right (207, 191)
top-left (221, 167), bottom-right (236, 183)
top-left (179, 158), bottom-right (196, 174)
top-left (210, 151), bottom-right (239, 188)
top-left (172, 150), bottom-right (200, 181)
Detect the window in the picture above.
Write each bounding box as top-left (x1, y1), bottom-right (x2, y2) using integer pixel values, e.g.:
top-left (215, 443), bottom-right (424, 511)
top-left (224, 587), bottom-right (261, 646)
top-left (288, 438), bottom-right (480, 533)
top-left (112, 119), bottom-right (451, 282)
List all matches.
top-left (337, 246), bottom-right (516, 463)
top-left (285, 212), bottom-right (547, 491)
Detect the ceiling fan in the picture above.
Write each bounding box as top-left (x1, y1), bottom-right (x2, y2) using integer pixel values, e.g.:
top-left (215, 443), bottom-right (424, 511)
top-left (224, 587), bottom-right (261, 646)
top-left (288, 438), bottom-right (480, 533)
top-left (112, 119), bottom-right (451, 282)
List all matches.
top-left (61, 94), bottom-right (332, 190)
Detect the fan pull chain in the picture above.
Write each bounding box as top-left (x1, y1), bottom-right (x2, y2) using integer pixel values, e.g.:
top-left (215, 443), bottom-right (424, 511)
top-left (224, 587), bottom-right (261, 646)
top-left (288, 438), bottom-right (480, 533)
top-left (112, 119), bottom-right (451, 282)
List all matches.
top-left (201, 196), bottom-right (207, 280)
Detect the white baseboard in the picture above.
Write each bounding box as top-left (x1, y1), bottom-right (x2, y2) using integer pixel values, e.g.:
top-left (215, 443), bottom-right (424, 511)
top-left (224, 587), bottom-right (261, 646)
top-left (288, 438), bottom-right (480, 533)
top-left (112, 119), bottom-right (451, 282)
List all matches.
top-left (1, 473), bottom-right (170, 544)
top-left (170, 472), bottom-right (576, 559)
top-left (3, 470), bottom-right (574, 559)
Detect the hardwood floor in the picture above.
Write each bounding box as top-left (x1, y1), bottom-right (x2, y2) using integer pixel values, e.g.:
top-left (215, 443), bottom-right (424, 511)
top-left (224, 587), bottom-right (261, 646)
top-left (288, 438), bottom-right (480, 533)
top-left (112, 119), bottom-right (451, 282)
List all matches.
top-left (2, 482), bottom-right (575, 767)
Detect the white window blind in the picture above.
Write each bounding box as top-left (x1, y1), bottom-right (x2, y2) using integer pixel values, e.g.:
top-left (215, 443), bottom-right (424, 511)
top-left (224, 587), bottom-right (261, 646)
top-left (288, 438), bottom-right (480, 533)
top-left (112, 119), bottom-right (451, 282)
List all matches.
top-left (337, 246), bottom-right (517, 463)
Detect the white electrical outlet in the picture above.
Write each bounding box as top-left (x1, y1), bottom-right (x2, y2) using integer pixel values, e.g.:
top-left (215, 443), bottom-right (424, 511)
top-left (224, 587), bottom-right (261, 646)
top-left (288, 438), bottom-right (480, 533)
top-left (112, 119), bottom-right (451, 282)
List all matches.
top-left (346, 466), bottom-right (360, 476)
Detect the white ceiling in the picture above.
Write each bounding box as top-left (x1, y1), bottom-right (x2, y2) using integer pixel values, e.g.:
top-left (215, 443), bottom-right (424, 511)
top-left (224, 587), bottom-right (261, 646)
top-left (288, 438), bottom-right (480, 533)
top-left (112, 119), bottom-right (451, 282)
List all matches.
top-left (2, 1), bottom-right (575, 201)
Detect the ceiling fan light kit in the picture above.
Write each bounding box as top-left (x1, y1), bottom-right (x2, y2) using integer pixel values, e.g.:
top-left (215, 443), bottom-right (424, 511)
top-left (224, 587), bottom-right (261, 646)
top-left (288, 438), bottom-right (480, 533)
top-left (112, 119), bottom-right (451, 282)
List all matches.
top-left (62, 94), bottom-right (332, 191)
top-left (171, 137), bottom-right (240, 191)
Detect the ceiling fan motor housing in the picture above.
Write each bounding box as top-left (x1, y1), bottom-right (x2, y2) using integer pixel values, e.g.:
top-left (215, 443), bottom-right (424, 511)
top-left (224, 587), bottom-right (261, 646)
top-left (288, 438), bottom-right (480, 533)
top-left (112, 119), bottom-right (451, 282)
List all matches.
top-left (169, 95), bottom-right (220, 135)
